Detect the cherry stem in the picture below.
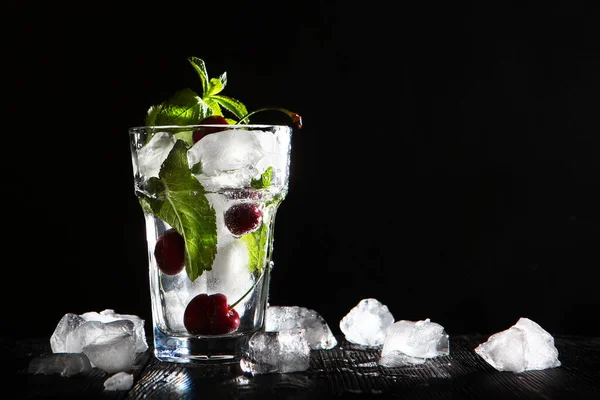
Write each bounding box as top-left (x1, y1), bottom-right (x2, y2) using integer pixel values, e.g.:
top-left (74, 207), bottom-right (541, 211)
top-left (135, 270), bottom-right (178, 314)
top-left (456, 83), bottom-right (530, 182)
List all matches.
top-left (238, 107), bottom-right (303, 129)
top-left (228, 270), bottom-right (265, 311)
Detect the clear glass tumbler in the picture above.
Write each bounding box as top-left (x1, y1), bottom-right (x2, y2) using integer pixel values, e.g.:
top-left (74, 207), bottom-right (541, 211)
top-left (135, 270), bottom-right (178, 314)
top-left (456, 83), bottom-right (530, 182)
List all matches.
top-left (128, 123), bottom-right (293, 363)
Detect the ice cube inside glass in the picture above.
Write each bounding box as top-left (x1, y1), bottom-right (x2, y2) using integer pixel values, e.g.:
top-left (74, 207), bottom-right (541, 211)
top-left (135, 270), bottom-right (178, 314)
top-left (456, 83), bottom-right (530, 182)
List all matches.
top-left (128, 124), bottom-right (293, 363)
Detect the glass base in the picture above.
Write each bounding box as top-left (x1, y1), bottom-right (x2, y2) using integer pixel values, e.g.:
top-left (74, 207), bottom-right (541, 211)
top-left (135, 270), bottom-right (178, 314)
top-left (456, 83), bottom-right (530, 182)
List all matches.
top-left (152, 327), bottom-right (253, 364)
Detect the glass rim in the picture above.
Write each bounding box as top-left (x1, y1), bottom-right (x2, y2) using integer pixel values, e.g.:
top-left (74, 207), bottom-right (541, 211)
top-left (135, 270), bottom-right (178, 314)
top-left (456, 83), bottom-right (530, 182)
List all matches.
top-left (129, 124), bottom-right (293, 131)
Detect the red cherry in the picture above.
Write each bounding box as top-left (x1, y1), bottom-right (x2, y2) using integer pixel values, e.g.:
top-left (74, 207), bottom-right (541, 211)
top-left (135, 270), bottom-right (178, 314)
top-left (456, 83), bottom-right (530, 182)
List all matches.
top-left (183, 294), bottom-right (211, 333)
top-left (183, 293), bottom-right (241, 335)
top-left (154, 229), bottom-right (185, 275)
top-left (224, 203), bottom-right (262, 236)
top-left (192, 115), bottom-right (230, 143)
top-left (210, 293), bottom-right (229, 312)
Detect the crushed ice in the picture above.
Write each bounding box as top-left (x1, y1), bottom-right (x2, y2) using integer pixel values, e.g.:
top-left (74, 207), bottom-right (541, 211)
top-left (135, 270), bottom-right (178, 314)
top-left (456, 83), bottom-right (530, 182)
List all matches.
top-left (339, 298), bottom-right (395, 347)
top-left (265, 305), bottom-right (337, 350)
top-left (32, 302), bottom-right (562, 384)
top-left (104, 372), bottom-right (135, 391)
top-left (240, 330), bottom-right (311, 375)
top-left (474, 317), bottom-right (561, 372)
top-left (379, 319), bottom-right (450, 367)
top-left (30, 309), bottom-right (148, 379)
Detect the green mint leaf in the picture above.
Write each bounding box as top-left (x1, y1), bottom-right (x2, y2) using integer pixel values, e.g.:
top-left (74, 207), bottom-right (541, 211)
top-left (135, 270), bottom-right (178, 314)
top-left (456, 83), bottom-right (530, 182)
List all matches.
top-left (251, 167), bottom-right (273, 189)
top-left (211, 95), bottom-right (248, 120)
top-left (139, 196), bottom-right (157, 216)
top-left (206, 73), bottom-right (227, 97)
top-left (140, 140), bottom-right (217, 281)
top-left (204, 98), bottom-right (223, 116)
top-left (157, 58), bottom-right (247, 123)
top-left (146, 88), bottom-right (212, 127)
top-left (188, 57), bottom-right (210, 98)
top-left (173, 130), bottom-right (194, 146)
top-left (190, 160), bottom-right (203, 175)
top-left (241, 222), bottom-right (269, 274)
top-left (145, 105), bottom-right (159, 126)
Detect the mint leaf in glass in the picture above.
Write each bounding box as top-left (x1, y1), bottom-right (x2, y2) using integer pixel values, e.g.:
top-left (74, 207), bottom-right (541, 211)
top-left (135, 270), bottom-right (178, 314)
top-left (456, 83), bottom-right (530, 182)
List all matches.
top-left (139, 140), bottom-right (217, 281)
top-left (251, 167), bottom-right (273, 189)
top-left (241, 222), bottom-right (269, 274)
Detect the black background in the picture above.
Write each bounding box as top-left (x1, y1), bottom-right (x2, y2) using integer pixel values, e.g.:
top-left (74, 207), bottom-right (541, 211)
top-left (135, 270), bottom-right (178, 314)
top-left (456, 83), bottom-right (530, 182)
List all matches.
top-left (5, 2), bottom-right (600, 340)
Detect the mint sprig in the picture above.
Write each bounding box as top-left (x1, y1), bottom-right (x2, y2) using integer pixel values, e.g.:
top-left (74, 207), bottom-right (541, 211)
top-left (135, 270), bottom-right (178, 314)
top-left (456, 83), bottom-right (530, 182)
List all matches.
top-left (145, 58), bottom-right (248, 127)
top-left (188, 57), bottom-right (248, 120)
top-left (139, 140), bottom-right (217, 281)
top-left (145, 88), bottom-right (210, 127)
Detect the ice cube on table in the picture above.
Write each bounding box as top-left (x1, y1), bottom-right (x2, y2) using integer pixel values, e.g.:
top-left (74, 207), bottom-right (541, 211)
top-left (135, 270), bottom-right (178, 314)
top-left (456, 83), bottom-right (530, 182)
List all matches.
top-left (379, 319), bottom-right (450, 367)
top-left (514, 317), bottom-right (561, 371)
top-left (48, 310), bottom-right (147, 374)
top-left (339, 298), bottom-right (395, 347)
top-left (137, 131), bottom-right (176, 179)
top-left (379, 350), bottom-right (428, 367)
top-left (104, 372), bottom-right (134, 391)
top-left (81, 309), bottom-right (148, 352)
top-left (103, 320), bottom-right (135, 338)
top-left (83, 333), bottom-right (137, 374)
top-left (65, 321), bottom-right (107, 353)
top-left (240, 330), bottom-right (311, 375)
top-left (265, 305), bottom-right (337, 350)
top-left (28, 353), bottom-right (92, 377)
top-left (65, 320), bottom-right (136, 354)
top-left (50, 313), bottom-right (85, 353)
top-left (474, 317), bottom-right (561, 373)
top-left (475, 327), bottom-right (526, 372)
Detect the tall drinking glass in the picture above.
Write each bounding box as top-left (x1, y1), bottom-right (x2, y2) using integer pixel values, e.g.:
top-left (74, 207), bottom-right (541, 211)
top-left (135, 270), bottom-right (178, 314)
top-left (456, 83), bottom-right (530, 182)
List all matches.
top-left (128, 123), bottom-right (293, 363)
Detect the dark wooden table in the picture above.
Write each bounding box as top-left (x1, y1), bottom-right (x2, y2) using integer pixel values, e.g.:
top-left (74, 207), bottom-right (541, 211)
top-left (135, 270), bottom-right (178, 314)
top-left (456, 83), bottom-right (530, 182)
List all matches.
top-left (11, 334), bottom-right (600, 399)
